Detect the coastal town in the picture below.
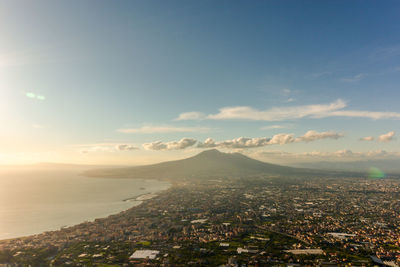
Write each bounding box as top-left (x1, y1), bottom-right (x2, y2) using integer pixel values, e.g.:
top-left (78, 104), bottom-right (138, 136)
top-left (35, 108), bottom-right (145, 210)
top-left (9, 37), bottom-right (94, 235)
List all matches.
top-left (1, 175), bottom-right (400, 266)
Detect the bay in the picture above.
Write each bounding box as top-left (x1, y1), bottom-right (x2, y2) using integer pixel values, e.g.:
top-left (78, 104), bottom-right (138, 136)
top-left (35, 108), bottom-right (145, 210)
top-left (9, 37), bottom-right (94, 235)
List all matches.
top-left (0, 168), bottom-right (170, 240)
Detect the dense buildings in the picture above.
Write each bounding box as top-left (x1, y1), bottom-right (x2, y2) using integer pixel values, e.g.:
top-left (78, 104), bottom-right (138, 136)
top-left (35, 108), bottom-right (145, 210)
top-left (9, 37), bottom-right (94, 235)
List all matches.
top-left (1, 175), bottom-right (400, 266)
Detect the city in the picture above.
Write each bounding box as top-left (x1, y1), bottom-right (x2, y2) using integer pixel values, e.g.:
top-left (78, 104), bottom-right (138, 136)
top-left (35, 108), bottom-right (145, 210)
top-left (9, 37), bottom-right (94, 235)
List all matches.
top-left (1, 174), bottom-right (399, 266)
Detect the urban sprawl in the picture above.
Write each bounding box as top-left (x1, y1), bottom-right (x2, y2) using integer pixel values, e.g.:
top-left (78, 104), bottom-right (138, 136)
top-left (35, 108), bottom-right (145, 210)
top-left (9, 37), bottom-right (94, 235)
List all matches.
top-left (1, 176), bottom-right (400, 266)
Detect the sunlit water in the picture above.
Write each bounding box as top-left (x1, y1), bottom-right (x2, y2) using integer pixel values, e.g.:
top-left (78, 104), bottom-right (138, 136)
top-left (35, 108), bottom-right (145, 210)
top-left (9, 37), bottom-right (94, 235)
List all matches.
top-left (0, 169), bottom-right (170, 240)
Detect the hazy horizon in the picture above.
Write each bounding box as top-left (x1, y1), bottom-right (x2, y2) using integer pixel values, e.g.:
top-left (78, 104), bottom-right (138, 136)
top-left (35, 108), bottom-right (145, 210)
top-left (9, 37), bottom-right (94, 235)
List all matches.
top-left (1, 0), bottom-right (399, 167)
top-left (2, 148), bottom-right (400, 175)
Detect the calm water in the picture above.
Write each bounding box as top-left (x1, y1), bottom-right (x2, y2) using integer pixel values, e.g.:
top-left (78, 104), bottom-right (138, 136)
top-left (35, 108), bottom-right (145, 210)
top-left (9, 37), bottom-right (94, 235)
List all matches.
top-left (0, 168), bottom-right (170, 240)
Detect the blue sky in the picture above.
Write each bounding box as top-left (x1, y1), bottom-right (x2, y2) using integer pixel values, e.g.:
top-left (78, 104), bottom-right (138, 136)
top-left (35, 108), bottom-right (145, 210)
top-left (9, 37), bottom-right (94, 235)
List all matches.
top-left (1, 0), bottom-right (400, 165)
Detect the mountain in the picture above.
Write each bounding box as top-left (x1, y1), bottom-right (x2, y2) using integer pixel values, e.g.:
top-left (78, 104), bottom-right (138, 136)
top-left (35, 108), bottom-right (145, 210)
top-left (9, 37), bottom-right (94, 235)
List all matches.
top-left (84, 149), bottom-right (336, 180)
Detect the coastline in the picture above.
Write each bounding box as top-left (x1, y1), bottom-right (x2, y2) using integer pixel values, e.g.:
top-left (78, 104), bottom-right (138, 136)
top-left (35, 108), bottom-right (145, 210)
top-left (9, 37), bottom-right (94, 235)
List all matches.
top-left (0, 174), bottom-right (171, 242)
top-left (122, 193), bottom-right (158, 202)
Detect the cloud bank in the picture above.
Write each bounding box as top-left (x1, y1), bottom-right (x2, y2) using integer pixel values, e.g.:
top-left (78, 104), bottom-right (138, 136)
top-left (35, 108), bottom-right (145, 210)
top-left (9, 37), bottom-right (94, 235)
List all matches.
top-left (143, 130), bottom-right (343, 151)
top-left (197, 130), bottom-right (343, 149)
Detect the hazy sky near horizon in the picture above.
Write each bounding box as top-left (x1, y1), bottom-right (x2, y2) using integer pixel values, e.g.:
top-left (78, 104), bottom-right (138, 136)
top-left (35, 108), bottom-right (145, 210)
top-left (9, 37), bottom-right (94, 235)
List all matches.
top-left (1, 0), bottom-right (400, 165)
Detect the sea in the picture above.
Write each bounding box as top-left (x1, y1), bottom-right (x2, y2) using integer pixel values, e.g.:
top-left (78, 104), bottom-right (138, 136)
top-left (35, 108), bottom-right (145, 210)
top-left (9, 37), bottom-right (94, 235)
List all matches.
top-left (0, 168), bottom-right (170, 240)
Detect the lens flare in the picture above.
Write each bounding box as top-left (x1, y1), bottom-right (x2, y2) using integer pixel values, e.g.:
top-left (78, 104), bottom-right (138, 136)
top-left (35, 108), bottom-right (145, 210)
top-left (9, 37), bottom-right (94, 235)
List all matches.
top-left (26, 92), bottom-right (36, 98)
top-left (25, 92), bottom-right (45, 101)
top-left (368, 167), bottom-right (385, 180)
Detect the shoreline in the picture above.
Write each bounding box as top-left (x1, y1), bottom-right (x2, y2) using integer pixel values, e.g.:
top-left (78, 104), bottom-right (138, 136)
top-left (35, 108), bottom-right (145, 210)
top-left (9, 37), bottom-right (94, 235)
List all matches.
top-left (0, 178), bottom-right (171, 242)
top-left (122, 192), bottom-right (158, 202)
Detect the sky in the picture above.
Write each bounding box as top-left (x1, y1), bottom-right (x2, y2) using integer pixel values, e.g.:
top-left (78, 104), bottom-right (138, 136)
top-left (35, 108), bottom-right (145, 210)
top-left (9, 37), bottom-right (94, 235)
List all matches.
top-left (1, 0), bottom-right (400, 165)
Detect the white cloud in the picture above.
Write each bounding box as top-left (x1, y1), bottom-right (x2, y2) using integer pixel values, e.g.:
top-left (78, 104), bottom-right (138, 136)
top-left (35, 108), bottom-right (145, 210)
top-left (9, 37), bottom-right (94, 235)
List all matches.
top-left (340, 73), bottom-right (366, 82)
top-left (167, 138), bottom-right (197, 150)
top-left (281, 88), bottom-right (297, 102)
top-left (360, 136), bottom-right (374, 141)
top-left (142, 141), bottom-right (168, 151)
top-left (261, 125), bottom-right (289, 130)
top-left (143, 138), bottom-right (197, 151)
top-left (178, 99), bottom-right (400, 121)
top-left (282, 88), bottom-right (291, 96)
top-left (197, 135), bottom-right (295, 149)
top-left (80, 145), bottom-right (115, 153)
top-left (268, 133), bottom-right (295, 145)
top-left (295, 130), bottom-right (343, 142)
top-left (218, 137), bottom-right (272, 149)
top-left (359, 132), bottom-right (395, 143)
top-left (116, 144), bottom-right (139, 151)
top-left (118, 125), bottom-right (209, 134)
top-left (327, 110), bottom-right (400, 120)
top-left (76, 143), bottom-right (139, 153)
top-left (175, 112), bottom-right (206, 121)
top-left (378, 131), bottom-right (395, 143)
top-left (308, 71), bottom-right (332, 79)
top-left (197, 138), bottom-right (218, 148)
top-left (207, 99), bottom-right (347, 121)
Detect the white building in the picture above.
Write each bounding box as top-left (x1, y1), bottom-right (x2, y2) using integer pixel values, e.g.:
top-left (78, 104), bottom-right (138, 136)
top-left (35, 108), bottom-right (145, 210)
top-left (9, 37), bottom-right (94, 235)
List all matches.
top-left (129, 250), bottom-right (160, 260)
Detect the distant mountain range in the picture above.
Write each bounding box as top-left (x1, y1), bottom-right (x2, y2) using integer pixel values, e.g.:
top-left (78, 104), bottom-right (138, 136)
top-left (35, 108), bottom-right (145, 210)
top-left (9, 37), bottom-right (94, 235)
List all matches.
top-left (293, 160), bottom-right (400, 175)
top-left (0, 162), bottom-right (122, 171)
top-left (84, 149), bottom-right (359, 180)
